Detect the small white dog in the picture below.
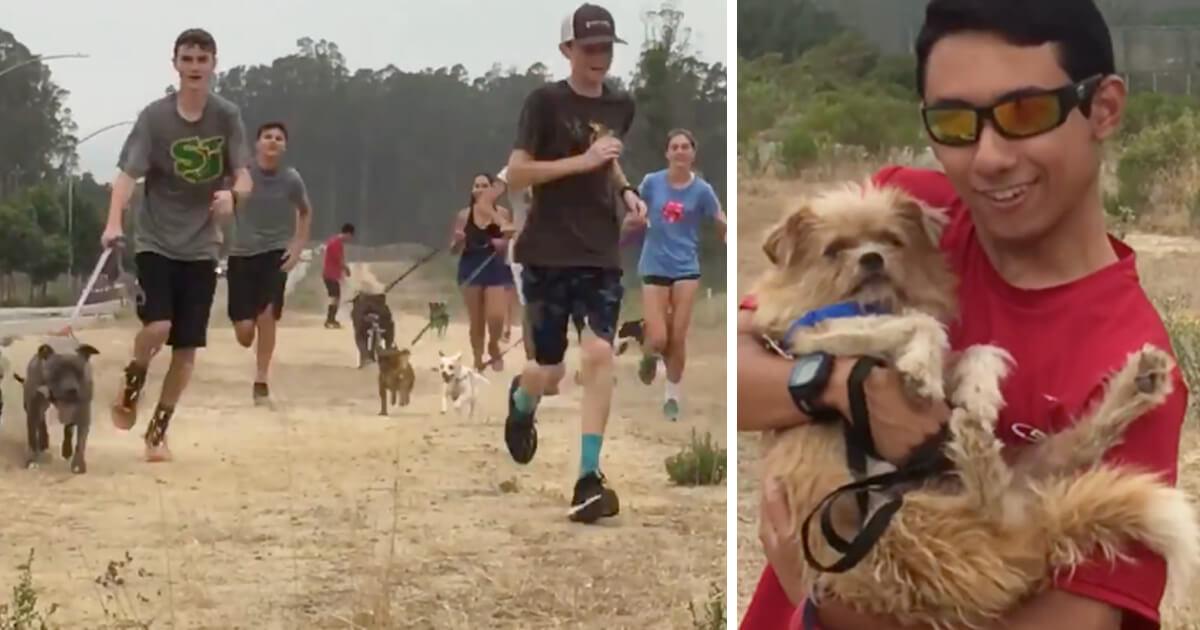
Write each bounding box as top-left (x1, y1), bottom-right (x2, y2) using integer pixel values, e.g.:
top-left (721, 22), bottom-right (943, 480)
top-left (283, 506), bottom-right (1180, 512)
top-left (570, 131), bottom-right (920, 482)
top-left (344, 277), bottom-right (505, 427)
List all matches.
top-left (434, 351), bottom-right (489, 418)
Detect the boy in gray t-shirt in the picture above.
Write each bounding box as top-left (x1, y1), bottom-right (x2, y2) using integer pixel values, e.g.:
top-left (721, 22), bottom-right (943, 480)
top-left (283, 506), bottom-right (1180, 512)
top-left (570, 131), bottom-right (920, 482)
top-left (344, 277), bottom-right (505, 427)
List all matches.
top-left (101, 28), bottom-right (252, 463)
top-left (226, 121), bottom-right (313, 407)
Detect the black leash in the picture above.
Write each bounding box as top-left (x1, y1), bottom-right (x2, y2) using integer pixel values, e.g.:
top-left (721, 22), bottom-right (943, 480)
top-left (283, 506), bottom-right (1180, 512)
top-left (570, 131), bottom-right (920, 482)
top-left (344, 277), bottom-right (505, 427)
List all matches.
top-left (799, 356), bottom-right (955, 574)
top-left (382, 247), bottom-right (443, 294)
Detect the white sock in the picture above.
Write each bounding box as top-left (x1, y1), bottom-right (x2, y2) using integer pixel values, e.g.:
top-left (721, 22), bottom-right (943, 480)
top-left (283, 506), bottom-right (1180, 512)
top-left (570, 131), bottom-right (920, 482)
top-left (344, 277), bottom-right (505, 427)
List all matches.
top-left (665, 379), bottom-right (680, 402)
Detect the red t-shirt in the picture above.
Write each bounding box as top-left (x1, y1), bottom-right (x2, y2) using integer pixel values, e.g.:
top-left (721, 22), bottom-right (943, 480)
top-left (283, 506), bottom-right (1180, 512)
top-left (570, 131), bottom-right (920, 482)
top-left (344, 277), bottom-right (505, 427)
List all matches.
top-left (323, 235), bottom-right (345, 280)
top-left (739, 166), bottom-right (1188, 630)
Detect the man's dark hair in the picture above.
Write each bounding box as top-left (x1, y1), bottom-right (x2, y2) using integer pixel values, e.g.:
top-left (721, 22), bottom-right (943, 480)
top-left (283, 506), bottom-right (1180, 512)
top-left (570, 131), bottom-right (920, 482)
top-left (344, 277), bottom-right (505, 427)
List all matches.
top-left (257, 121), bottom-right (288, 141)
top-left (341, 223), bottom-right (356, 235)
top-left (915, 0), bottom-right (1114, 98)
top-left (174, 28), bottom-right (217, 58)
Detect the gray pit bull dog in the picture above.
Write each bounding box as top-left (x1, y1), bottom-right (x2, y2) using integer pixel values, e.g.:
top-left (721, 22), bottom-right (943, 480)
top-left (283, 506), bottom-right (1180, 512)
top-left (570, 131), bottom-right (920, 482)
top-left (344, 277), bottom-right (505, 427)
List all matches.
top-left (17, 342), bottom-right (100, 474)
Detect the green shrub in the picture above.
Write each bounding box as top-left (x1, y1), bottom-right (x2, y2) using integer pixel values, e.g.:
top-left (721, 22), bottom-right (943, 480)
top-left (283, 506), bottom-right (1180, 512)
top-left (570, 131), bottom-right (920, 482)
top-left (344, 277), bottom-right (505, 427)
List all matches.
top-left (665, 430), bottom-right (727, 486)
top-left (1116, 113), bottom-right (1200, 210)
top-left (0, 549), bottom-right (58, 630)
top-left (689, 581), bottom-right (726, 630)
top-left (781, 126), bottom-right (820, 172)
top-left (1156, 295), bottom-right (1200, 422)
top-left (1121, 91), bottom-right (1198, 138)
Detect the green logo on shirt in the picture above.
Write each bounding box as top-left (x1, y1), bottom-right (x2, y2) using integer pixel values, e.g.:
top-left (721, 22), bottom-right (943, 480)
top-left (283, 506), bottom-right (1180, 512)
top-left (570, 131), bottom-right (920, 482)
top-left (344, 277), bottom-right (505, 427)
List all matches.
top-left (170, 136), bottom-right (226, 183)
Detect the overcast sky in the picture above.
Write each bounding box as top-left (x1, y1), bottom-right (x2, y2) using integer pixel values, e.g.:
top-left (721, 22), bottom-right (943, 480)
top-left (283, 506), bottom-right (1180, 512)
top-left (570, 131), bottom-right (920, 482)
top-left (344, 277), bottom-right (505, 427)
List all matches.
top-left (5, 0), bottom-right (726, 183)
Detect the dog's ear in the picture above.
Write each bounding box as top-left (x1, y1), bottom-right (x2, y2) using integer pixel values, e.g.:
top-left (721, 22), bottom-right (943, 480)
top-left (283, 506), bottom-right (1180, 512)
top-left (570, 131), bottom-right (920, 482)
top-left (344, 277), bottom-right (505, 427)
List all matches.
top-left (76, 344), bottom-right (100, 360)
top-left (762, 205), bottom-right (817, 267)
top-left (36, 344), bottom-right (54, 360)
top-left (450, 352), bottom-right (462, 362)
top-left (894, 194), bottom-right (949, 249)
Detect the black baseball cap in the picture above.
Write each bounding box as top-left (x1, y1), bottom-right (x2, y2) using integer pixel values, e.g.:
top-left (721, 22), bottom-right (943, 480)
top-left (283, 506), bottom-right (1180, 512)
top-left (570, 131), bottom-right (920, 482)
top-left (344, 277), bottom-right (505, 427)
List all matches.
top-left (560, 3), bottom-right (627, 45)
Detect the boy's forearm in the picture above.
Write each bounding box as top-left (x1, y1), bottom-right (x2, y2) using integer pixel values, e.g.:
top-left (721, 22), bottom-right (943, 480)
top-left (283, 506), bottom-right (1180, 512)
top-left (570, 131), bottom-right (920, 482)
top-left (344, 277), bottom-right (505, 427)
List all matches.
top-left (506, 153), bottom-right (591, 190)
top-left (736, 310), bottom-right (815, 431)
top-left (106, 171), bottom-right (137, 229)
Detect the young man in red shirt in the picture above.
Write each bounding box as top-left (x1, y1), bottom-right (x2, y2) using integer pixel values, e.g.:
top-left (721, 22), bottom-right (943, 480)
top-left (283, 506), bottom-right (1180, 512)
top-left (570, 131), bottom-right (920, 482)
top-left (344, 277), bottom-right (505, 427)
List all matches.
top-left (737, 1), bottom-right (1188, 629)
top-left (321, 223), bottom-right (354, 329)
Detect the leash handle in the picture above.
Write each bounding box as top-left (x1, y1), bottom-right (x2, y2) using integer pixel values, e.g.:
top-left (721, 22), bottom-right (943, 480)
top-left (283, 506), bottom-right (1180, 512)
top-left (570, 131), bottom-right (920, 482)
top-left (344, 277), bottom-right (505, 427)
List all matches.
top-left (66, 238), bottom-right (126, 334)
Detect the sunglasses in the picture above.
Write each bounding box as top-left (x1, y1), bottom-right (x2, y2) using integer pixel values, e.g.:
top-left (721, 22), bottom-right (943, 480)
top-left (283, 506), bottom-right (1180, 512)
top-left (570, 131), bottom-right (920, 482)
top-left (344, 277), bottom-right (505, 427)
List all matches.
top-left (921, 74), bottom-right (1104, 146)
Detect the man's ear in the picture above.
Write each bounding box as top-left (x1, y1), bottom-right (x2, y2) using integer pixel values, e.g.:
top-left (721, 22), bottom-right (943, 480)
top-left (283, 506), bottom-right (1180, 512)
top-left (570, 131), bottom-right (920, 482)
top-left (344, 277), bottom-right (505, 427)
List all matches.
top-left (762, 205), bottom-right (816, 267)
top-left (1089, 74), bottom-right (1126, 142)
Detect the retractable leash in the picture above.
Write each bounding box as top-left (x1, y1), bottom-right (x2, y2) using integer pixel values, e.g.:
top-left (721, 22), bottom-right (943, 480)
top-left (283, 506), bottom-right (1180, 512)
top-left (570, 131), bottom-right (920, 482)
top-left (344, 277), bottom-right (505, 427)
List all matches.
top-left (57, 237), bottom-right (129, 340)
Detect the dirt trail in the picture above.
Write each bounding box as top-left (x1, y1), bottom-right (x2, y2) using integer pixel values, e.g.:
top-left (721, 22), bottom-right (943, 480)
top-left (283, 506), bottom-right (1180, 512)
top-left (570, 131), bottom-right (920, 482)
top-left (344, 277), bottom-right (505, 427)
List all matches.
top-left (0, 261), bottom-right (726, 629)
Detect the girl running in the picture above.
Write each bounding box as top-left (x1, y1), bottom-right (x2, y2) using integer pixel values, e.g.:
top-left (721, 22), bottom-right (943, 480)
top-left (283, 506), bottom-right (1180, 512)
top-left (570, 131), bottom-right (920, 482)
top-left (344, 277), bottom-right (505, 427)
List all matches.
top-left (450, 173), bottom-right (515, 371)
top-left (635, 129), bottom-right (727, 420)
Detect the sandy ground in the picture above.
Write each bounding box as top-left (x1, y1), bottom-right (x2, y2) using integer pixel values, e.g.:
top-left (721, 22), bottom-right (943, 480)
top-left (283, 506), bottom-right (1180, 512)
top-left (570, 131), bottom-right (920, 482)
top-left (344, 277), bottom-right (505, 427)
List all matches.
top-left (734, 174), bottom-right (1200, 629)
top-left (0, 257), bottom-right (726, 629)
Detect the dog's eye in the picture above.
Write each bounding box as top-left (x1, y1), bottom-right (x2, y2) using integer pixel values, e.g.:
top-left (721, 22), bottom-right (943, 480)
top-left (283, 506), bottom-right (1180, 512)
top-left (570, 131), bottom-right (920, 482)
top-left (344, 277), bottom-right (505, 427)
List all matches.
top-left (881, 232), bottom-right (905, 248)
top-left (823, 240), bottom-right (849, 258)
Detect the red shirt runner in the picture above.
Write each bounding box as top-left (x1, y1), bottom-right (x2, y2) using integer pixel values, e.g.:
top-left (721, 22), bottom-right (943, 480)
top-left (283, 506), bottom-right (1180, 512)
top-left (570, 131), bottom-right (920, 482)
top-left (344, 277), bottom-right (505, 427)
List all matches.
top-left (323, 234), bottom-right (345, 281)
top-left (739, 166), bottom-right (1187, 630)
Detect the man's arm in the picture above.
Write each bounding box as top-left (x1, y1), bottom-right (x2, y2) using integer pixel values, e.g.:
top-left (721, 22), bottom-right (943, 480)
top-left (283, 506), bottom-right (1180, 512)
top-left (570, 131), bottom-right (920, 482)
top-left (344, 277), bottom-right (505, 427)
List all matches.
top-left (505, 149), bottom-right (601, 192)
top-left (737, 308), bottom-right (813, 431)
top-left (104, 172), bottom-right (138, 236)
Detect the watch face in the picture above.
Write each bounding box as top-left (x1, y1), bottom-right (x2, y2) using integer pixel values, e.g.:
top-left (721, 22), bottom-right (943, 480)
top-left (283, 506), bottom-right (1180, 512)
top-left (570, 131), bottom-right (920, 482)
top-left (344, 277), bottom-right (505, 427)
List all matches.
top-left (791, 356), bottom-right (821, 386)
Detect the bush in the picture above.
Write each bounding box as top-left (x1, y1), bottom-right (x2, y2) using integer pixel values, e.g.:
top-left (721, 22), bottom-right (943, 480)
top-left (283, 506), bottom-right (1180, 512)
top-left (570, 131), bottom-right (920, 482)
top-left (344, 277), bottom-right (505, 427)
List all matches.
top-left (1116, 112), bottom-right (1200, 211)
top-left (689, 581), bottom-right (726, 630)
top-left (0, 549), bottom-right (58, 630)
top-left (665, 430), bottom-right (727, 486)
top-left (781, 126), bottom-right (820, 172)
top-left (1156, 295), bottom-right (1200, 422)
top-left (1122, 92), bottom-right (1198, 138)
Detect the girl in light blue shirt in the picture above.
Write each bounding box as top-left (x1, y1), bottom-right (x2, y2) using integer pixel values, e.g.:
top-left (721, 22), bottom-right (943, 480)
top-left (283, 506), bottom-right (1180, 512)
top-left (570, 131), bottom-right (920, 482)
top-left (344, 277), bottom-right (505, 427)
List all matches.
top-left (635, 129), bottom-right (726, 420)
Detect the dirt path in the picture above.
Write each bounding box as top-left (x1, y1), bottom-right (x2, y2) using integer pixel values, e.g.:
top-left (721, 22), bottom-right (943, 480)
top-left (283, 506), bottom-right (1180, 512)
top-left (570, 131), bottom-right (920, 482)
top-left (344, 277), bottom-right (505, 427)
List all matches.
top-left (0, 263), bottom-right (726, 629)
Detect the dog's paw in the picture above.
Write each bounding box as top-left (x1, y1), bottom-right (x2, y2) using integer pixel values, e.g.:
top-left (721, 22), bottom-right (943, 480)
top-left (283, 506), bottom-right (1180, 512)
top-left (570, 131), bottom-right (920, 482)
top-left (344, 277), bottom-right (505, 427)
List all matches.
top-left (1133, 344), bottom-right (1174, 396)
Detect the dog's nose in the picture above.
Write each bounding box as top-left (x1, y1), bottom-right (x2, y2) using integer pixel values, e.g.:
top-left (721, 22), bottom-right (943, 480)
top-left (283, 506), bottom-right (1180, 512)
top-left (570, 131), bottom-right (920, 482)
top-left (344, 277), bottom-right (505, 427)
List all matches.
top-left (859, 252), bottom-right (884, 273)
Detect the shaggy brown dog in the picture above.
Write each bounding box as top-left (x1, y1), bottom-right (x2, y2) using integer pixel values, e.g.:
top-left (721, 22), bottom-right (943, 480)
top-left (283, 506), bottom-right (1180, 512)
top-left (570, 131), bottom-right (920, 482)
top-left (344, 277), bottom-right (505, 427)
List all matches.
top-left (750, 181), bottom-right (1199, 629)
top-left (377, 347), bottom-right (414, 416)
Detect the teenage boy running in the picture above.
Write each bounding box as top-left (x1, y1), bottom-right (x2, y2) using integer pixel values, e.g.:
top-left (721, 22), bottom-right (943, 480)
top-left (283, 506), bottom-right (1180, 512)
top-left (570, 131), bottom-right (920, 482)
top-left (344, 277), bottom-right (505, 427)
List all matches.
top-left (102, 28), bottom-right (253, 462)
top-left (226, 121), bottom-right (313, 407)
top-left (503, 3), bottom-right (649, 524)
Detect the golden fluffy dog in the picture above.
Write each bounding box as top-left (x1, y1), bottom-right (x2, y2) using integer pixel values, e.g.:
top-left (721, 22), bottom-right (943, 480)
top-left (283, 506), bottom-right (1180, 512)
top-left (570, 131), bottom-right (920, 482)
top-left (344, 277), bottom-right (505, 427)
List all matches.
top-left (750, 181), bottom-right (1199, 629)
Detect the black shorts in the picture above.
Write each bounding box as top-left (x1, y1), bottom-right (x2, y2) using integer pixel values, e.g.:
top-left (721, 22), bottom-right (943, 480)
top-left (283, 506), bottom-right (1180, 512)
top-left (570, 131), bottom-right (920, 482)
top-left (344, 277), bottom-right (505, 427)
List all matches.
top-left (324, 278), bottom-right (341, 300)
top-left (522, 266), bottom-right (623, 366)
top-left (227, 249), bottom-right (286, 322)
top-left (642, 273), bottom-right (701, 287)
top-left (135, 252), bottom-right (218, 349)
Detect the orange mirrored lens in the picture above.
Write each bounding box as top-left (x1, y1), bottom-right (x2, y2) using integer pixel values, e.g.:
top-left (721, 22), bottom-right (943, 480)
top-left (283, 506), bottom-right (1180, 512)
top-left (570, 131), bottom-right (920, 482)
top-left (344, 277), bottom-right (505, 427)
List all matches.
top-left (994, 93), bottom-right (1061, 137)
top-left (927, 109), bottom-right (977, 143)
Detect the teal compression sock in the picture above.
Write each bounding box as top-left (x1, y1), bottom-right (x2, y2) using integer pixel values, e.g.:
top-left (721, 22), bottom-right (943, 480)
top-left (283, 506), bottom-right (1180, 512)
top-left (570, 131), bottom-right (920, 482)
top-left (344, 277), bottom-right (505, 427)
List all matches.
top-left (513, 386), bottom-right (538, 414)
top-left (580, 433), bottom-right (604, 476)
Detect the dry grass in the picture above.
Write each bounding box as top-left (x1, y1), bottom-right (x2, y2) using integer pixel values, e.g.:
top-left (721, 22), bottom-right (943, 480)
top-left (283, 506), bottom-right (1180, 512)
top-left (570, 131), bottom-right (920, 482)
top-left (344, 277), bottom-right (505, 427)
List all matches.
top-left (1, 249), bottom-right (726, 630)
top-left (735, 172), bottom-right (1200, 629)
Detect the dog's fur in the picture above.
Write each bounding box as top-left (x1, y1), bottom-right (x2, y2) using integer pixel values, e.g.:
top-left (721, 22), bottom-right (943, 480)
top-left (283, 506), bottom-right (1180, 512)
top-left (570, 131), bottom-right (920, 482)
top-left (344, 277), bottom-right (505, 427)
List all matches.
top-left (751, 182), bottom-right (1200, 629)
top-left (434, 351), bottom-right (489, 418)
top-left (350, 292), bottom-right (395, 367)
top-left (377, 347), bottom-right (415, 416)
top-left (18, 341), bottom-right (100, 474)
top-left (570, 317), bottom-right (644, 386)
top-left (428, 301), bottom-right (449, 338)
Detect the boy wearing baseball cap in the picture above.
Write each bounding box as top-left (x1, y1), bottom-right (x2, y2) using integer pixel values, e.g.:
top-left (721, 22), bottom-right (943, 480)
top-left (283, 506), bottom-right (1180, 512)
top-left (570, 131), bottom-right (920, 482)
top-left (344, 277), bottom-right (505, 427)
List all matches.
top-left (503, 2), bottom-right (648, 524)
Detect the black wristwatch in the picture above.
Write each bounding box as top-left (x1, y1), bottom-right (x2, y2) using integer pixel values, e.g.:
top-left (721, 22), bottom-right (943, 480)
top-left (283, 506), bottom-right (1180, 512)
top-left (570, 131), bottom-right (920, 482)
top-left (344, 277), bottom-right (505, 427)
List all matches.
top-left (620, 185), bottom-right (640, 199)
top-left (787, 352), bottom-right (842, 422)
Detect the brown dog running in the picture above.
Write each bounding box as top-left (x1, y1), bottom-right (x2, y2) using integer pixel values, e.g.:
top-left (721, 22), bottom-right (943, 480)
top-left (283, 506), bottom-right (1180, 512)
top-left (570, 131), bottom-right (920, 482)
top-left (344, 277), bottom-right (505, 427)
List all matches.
top-left (377, 347), bottom-right (414, 416)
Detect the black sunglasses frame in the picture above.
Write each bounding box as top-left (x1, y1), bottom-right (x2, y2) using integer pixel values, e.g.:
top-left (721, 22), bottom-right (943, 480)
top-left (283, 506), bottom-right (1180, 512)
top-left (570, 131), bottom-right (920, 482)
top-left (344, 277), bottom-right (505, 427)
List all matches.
top-left (921, 74), bottom-right (1105, 147)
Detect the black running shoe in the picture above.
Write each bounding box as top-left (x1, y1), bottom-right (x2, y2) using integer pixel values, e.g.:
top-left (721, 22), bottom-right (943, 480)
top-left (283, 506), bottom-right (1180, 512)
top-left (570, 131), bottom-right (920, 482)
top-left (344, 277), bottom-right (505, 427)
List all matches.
top-left (504, 375), bottom-right (538, 464)
top-left (568, 471), bottom-right (620, 523)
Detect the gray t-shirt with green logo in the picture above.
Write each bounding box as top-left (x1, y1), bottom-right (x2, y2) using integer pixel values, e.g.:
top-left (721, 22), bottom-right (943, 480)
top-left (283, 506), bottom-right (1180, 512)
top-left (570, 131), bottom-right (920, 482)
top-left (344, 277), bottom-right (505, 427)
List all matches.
top-left (118, 92), bottom-right (251, 261)
top-left (229, 164), bottom-right (309, 257)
